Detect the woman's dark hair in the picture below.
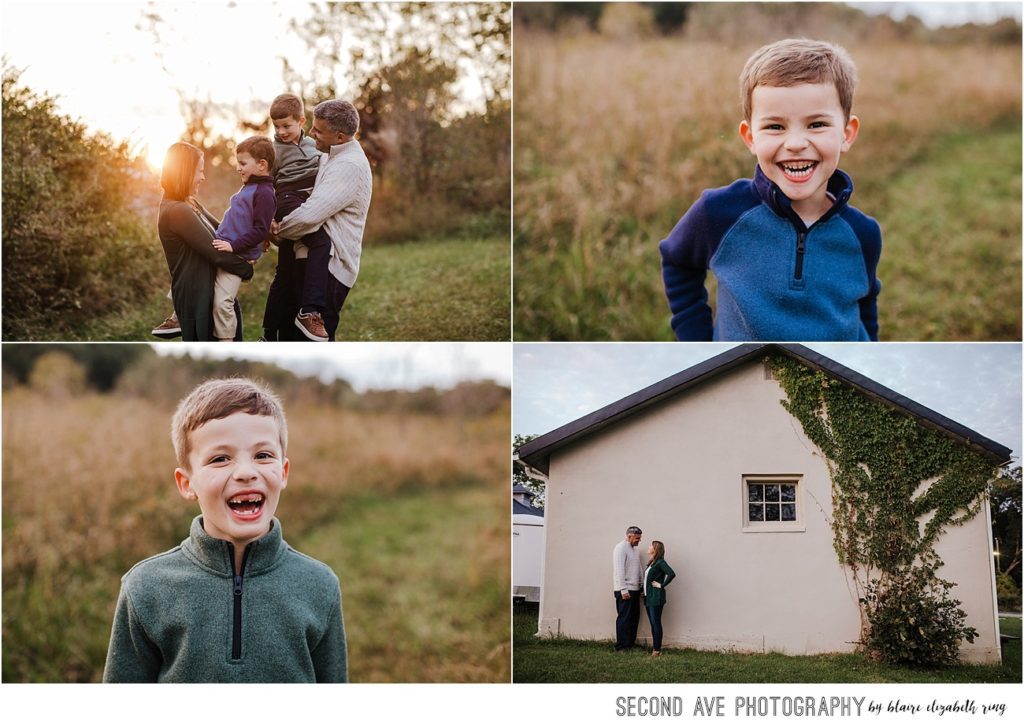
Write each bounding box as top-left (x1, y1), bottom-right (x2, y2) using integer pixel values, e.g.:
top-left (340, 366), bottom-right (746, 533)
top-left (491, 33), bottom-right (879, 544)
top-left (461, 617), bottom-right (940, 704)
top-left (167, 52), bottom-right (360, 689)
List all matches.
top-left (647, 540), bottom-right (665, 567)
top-left (161, 142), bottom-right (203, 201)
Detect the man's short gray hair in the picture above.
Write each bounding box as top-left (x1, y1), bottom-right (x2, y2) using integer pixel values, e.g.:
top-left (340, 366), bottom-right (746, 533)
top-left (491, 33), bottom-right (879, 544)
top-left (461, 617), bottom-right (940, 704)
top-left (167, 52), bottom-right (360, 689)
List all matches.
top-left (314, 99), bottom-right (360, 136)
top-left (626, 526), bottom-right (642, 536)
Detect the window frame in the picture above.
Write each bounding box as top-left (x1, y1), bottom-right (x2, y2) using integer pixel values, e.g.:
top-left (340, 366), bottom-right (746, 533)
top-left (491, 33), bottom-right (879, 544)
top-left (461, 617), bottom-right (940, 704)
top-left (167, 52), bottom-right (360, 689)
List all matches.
top-left (741, 474), bottom-right (806, 533)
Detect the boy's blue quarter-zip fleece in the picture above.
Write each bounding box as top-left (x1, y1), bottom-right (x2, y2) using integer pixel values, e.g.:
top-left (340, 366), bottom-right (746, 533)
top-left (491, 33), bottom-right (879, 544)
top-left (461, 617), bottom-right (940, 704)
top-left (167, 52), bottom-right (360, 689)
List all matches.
top-left (215, 175), bottom-right (277, 261)
top-left (659, 165), bottom-right (882, 342)
top-left (103, 516), bottom-right (347, 683)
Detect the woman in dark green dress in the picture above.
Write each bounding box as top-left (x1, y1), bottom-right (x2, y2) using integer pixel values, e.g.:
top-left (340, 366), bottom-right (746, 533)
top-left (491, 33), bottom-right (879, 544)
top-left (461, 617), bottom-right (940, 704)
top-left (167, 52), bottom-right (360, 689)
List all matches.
top-left (643, 540), bottom-right (676, 656)
top-left (158, 142), bottom-right (254, 341)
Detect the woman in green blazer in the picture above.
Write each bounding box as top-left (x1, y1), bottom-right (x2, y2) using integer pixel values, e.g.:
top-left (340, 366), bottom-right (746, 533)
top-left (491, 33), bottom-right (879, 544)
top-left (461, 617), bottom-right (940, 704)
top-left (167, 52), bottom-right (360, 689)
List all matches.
top-left (158, 142), bottom-right (255, 341)
top-left (643, 540), bottom-right (676, 656)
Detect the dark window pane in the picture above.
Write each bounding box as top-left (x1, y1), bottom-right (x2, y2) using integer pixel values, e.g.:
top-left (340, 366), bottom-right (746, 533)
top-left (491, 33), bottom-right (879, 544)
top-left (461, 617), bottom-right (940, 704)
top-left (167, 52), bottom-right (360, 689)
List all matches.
top-left (749, 504), bottom-right (764, 522)
top-left (781, 503), bottom-right (796, 521)
top-left (781, 485), bottom-right (796, 502)
top-left (765, 503), bottom-right (780, 521)
top-left (748, 483), bottom-right (763, 502)
top-left (765, 484), bottom-right (780, 501)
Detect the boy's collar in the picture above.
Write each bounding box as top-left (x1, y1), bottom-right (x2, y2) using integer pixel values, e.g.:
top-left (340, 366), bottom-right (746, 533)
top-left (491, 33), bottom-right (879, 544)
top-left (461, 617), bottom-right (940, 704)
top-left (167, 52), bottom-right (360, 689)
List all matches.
top-left (244, 174), bottom-right (275, 186)
top-left (274, 129), bottom-right (306, 145)
top-left (182, 514), bottom-right (288, 575)
top-left (753, 165), bottom-right (853, 228)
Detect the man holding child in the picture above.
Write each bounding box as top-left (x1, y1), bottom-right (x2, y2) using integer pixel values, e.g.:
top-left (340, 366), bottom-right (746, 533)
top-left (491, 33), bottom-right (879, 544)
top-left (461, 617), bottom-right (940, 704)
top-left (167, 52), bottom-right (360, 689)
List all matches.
top-left (154, 96), bottom-right (372, 343)
top-left (270, 98), bottom-right (373, 342)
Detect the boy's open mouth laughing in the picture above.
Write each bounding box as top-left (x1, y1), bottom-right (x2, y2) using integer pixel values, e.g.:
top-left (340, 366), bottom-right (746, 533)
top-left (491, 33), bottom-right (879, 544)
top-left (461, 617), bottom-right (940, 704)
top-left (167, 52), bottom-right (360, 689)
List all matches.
top-left (778, 160), bottom-right (819, 183)
top-left (227, 491), bottom-right (266, 521)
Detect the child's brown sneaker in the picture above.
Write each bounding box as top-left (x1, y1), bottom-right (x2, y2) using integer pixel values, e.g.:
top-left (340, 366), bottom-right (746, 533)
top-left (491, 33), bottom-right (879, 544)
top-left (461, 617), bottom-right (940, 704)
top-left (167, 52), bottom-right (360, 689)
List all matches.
top-left (151, 313), bottom-right (181, 339)
top-left (295, 311), bottom-right (328, 342)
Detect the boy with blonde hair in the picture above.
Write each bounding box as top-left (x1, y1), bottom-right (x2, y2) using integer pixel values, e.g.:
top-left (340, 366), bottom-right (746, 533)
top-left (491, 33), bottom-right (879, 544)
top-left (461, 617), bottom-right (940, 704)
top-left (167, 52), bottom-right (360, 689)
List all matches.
top-left (659, 38), bottom-right (882, 342)
top-left (103, 378), bottom-right (347, 682)
top-left (262, 93), bottom-right (333, 342)
top-left (210, 136), bottom-right (277, 341)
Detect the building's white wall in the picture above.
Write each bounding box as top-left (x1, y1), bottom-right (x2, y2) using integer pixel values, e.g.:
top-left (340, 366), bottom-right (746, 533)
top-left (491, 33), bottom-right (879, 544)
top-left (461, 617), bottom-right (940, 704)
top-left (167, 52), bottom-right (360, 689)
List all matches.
top-left (934, 506), bottom-right (1002, 663)
top-left (537, 360), bottom-right (1000, 663)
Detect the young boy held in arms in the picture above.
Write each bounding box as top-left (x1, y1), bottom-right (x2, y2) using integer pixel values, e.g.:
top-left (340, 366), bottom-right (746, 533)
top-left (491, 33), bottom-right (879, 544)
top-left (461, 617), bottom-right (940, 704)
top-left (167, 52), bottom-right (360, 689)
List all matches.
top-left (210, 137), bottom-right (277, 341)
top-left (262, 93), bottom-right (333, 342)
top-left (103, 378), bottom-right (347, 682)
top-left (659, 38), bottom-right (882, 342)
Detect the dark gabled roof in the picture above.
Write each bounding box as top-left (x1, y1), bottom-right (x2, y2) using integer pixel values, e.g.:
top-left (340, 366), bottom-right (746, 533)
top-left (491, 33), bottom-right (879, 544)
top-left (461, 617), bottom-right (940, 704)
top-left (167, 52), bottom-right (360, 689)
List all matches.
top-left (513, 498), bottom-right (544, 517)
top-left (517, 344), bottom-right (1012, 475)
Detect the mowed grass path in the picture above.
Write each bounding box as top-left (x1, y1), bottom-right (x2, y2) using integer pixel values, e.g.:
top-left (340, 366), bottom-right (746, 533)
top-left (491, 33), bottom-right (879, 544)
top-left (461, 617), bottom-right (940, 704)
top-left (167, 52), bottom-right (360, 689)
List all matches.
top-left (512, 605), bottom-right (1021, 683)
top-left (870, 128), bottom-right (1021, 341)
top-left (75, 236), bottom-right (510, 341)
top-left (298, 485), bottom-right (510, 682)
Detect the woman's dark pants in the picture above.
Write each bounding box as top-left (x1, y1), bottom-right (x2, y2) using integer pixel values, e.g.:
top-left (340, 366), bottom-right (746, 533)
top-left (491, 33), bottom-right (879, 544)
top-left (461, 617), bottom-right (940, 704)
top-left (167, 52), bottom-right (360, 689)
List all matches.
top-left (646, 604), bottom-right (664, 652)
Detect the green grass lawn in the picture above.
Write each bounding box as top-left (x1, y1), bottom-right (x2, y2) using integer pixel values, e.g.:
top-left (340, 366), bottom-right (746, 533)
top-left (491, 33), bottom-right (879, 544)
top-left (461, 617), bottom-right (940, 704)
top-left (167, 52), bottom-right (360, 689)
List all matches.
top-left (512, 603), bottom-right (1021, 683)
top-left (73, 236), bottom-right (510, 341)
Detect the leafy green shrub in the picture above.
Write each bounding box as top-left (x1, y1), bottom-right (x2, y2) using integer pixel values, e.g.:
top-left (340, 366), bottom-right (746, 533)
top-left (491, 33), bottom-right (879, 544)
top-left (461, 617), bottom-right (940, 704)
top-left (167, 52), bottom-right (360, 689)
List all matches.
top-left (862, 569), bottom-right (978, 666)
top-left (2, 69), bottom-right (165, 340)
top-left (996, 572), bottom-right (1021, 612)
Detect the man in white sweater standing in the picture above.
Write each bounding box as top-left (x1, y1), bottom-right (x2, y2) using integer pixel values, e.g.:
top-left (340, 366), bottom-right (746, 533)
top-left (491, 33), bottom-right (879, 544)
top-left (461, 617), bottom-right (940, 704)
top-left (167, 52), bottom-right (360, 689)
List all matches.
top-left (612, 525), bottom-right (643, 652)
top-left (275, 99), bottom-right (373, 341)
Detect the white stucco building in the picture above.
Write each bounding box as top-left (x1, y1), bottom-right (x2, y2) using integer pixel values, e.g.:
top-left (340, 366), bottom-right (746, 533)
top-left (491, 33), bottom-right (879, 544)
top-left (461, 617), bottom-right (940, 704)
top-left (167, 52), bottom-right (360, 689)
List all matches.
top-left (516, 344), bottom-right (1010, 664)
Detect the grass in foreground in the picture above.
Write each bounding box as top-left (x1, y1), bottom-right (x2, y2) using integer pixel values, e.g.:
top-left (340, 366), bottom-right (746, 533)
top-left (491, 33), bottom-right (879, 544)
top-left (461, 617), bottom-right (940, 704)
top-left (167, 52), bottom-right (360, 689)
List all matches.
top-left (71, 236), bottom-right (510, 341)
top-left (512, 604), bottom-right (1021, 683)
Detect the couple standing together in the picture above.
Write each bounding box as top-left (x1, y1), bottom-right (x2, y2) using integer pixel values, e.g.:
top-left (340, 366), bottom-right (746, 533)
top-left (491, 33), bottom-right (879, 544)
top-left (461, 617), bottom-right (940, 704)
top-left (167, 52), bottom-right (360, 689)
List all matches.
top-left (612, 526), bottom-right (676, 656)
top-left (156, 96), bottom-right (372, 342)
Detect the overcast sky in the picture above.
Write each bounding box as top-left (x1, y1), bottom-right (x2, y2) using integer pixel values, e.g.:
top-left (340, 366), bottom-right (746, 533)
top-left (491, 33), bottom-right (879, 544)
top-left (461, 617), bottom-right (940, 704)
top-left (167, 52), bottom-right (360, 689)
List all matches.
top-left (514, 343), bottom-right (1021, 462)
top-left (849, 1), bottom-right (1022, 27)
top-left (154, 342), bottom-right (510, 392)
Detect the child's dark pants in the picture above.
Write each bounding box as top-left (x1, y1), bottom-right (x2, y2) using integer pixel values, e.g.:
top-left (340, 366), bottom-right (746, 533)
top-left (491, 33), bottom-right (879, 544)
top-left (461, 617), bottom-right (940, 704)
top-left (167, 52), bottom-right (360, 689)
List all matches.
top-left (263, 188), bottom-right (333, 337)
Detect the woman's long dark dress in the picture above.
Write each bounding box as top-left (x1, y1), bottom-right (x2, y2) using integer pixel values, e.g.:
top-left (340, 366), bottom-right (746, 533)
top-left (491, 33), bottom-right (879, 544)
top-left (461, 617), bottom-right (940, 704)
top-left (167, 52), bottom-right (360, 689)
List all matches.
top-left (158, 200), bottom-right (254, 341)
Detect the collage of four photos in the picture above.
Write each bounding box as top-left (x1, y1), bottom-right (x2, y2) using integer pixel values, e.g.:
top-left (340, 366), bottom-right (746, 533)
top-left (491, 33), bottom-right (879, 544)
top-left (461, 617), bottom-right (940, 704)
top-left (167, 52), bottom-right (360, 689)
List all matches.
top-left (1, 0), bottom-right (1022, 720)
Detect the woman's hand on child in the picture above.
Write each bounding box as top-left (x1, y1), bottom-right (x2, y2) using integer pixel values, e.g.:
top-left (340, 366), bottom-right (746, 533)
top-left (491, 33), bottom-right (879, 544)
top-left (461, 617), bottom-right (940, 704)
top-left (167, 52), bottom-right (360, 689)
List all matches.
top-left (212, 239), bottom-right (233, 252)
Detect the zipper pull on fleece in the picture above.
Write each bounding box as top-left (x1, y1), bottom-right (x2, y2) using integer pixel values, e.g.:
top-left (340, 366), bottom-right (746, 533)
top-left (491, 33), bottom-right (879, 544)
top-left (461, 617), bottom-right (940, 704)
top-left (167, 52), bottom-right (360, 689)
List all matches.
top-left (234, 574), bottom-right (243, 596)
top-left (794, 231), bottom-right (807, 281)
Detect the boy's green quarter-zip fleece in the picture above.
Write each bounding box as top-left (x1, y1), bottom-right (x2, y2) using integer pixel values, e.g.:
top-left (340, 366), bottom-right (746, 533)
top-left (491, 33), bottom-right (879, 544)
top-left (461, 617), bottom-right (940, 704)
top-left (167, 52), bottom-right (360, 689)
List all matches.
top-left (103, 516), bottom-right (347, 683)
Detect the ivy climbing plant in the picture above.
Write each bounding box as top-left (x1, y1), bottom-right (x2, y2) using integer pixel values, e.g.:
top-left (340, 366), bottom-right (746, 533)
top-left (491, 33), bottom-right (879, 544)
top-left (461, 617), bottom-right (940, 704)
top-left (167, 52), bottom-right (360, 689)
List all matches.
top-left (767, 355), bottom-right (999, 665)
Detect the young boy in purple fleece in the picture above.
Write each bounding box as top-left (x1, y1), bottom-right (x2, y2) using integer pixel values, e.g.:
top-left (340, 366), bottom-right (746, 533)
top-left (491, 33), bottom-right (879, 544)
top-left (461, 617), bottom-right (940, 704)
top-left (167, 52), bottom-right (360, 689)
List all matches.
top-left (210, 136), bottom-right (277, 341)
top-left (659, 39), bottom-right (882, 342)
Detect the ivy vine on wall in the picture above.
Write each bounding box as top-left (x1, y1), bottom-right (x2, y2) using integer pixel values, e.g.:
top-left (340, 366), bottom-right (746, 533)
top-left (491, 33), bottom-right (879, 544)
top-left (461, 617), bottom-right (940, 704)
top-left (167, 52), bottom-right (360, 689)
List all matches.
top-left (767, 355), bottom-right (998, 665)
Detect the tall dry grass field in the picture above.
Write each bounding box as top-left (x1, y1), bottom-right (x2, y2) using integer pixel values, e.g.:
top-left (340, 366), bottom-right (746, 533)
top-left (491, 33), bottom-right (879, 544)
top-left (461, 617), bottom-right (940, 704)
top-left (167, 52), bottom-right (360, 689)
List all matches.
top-left (2, 385), bottom-right (510, 682)
top-left (514, 25), bottom-right (1021, 340)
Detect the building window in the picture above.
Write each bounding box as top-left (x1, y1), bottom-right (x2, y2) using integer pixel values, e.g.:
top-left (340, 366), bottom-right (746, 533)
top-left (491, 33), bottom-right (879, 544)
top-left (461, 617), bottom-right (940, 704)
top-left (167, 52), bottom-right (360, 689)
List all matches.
top-left (742, 475), bottom-right (804, 532)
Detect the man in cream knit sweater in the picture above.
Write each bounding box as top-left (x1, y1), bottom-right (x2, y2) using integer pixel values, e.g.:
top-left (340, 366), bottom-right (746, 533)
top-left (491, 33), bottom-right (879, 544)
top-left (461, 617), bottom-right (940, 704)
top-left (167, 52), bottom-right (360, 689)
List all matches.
top-left (612, 525), bottom-right (643, 652)
top-left (275, 99), bottom-right (373, 341)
